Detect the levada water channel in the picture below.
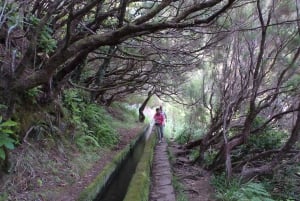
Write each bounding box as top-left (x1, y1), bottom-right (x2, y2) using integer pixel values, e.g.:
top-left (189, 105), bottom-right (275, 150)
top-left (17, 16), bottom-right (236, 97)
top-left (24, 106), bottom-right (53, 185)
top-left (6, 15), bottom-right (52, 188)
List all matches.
top-left (94, 126), bottom-right (151, 201)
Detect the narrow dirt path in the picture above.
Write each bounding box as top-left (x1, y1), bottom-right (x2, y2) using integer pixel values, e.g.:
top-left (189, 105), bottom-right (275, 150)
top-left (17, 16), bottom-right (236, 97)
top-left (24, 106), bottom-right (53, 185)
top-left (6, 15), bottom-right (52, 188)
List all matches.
top-left (169, 142), bottom-right (216, 201)
top-left (149, 140), bottom-right (176, 201)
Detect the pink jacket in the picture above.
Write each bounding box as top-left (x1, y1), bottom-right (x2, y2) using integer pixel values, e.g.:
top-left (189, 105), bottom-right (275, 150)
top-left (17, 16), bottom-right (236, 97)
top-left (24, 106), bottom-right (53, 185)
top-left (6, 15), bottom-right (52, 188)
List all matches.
top-left (154, 112), bottom-right (164, 125)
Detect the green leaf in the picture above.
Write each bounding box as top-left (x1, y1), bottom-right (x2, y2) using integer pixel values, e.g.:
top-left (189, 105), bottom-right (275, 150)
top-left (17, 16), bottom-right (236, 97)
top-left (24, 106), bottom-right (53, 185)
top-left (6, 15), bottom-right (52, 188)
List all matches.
top-left (0, 137), bottom-right (10, 145)
top-left (0, 148), bottom-right (5, 160)
top-left (4, 142), bottom-right (14, 150)
top-left (0, 120), bottom-right (18, 127)
top-left (1, 129), bottom-right (14, 134)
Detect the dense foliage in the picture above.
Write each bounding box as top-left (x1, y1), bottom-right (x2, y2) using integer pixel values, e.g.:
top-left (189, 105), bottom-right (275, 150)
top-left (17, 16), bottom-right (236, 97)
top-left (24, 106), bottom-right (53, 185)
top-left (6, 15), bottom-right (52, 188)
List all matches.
top-left (63, 89), bottom-right (118, 148)
top-left (212, 174), bottom-right (275, 201)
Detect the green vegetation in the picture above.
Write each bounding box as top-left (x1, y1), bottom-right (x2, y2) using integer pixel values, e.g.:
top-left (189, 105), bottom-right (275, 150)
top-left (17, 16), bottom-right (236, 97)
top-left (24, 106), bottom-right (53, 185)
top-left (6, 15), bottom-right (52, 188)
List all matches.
top-left (212, 174), bottom-right (275, 201)
top-left (0, 192), bottom-right (8, 201)
top-left (63, 88), bottom-right (119, 148)
top-left (160, 103), bottom-right (191, 141)
top-left (29, 15), bottom-right (57, 53)
top-left (1, 1), bottom-right (300, 200)
top-left (0, 87), bottom-right (142, 200)
top-left (0, 117), bottom-right (18, 160)
top-left (172, 176), bottom-right (189, 201)
top-left (264, 164), bottom-right (300, 201)
top-left (248, 116), bottom-right (286, 150)
top-left (110, 102), bottom-right (140, 127)
top-left (77, 128), bottom-right (148, 201)
top-left (211, 168), bottom-right (300, 201)
top-left (210, 116), bottom-right (297, 200)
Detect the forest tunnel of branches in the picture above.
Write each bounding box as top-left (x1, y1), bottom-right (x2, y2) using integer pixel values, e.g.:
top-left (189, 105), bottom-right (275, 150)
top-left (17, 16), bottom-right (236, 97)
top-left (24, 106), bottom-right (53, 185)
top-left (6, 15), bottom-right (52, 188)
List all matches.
top-left (1, 0), bottom-right (300, 200)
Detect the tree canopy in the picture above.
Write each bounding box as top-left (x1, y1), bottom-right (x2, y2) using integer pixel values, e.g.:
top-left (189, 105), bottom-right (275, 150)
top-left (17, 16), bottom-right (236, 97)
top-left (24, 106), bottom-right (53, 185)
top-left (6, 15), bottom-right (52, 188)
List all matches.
top-left (1, 0), bottom-right (235, 99)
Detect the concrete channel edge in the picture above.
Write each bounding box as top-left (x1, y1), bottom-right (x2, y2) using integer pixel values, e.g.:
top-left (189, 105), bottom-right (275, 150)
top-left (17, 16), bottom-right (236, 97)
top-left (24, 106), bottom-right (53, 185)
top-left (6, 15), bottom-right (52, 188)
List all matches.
top-left (76, 125), bottom-right (150, 201)
top-left (123, 131), bottom-right (156, 201)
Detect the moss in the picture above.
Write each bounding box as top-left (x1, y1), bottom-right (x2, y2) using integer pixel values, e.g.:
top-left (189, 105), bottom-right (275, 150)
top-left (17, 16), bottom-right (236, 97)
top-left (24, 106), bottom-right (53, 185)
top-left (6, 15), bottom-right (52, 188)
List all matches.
top-left (12, 100), bottom-right (63, 138)
top-left (76, 126), bottom-right (149, 201)
top-left (123, 132), bottom-right (156, 201)
top-left (77, 144), bottom-right (133, 201)
top-left (0, 192), bottom-right (8, 201)
top-left (77, 160), bottom-right (117, 201)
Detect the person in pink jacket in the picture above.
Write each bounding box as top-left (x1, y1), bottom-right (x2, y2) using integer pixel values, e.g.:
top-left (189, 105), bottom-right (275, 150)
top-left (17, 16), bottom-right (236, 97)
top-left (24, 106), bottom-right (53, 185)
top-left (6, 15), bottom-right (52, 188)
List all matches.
top-left (153, 108), bottom-right (165, 143)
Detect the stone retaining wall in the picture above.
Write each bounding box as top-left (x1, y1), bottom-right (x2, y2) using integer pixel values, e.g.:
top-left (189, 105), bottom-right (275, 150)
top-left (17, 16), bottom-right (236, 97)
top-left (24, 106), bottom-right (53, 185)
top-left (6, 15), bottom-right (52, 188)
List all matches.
top-left (76, 125), bottom-right (150, 201)
top-left (123, 132), bottom-right (156, 201)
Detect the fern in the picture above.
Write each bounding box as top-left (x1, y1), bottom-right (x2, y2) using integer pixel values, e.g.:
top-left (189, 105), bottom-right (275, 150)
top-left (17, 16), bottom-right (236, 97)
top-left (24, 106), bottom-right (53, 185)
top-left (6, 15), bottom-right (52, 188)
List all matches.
top-left (76, 135), bottom-right (100, 151)
top-left (29, 15), bottom-right (57, 53)
top-left (212, 174), bottom-right (275, 201)
top-left (24, 86), bottom-right (42, 103)
top-left (63, 89), bottom-right (119, 147)
top-left (0, 117), bottom-right (18, 160)
top-left (237, 182), bottom-right (274, 201)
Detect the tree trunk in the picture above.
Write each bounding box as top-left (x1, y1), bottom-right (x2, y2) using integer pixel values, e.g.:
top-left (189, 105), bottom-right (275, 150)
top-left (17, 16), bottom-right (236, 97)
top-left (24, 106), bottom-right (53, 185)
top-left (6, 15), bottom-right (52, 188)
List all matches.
top-left (241, 102), bottom-right (300, 180)
top-left (224, 144), bottom-right (232, 179)
top-left (138, 90), bottom-right (154, 122)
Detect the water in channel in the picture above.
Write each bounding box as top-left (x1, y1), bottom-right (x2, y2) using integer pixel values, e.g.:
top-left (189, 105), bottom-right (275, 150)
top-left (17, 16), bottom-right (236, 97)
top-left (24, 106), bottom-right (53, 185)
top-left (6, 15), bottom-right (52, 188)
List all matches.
top-left (94, 132), bottom-right (147, 201)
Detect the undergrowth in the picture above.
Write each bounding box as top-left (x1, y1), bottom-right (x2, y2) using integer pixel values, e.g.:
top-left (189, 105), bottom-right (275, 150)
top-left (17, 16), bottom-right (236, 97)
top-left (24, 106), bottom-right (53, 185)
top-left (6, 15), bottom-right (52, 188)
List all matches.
top-left (63, 88), bottom-right (118, 148)
top-left (0, 136), bottom-right (104, 201)
top-left (264, 164), bottom-right (300, 201)
top-left (0, 88), bottom-right (141, 200)
top-left (211, 174), bottom-right (275, 201)
top-left (0, 117), bottom-right (18, 160)
top-left (172, 176), bottom-right (189, 201)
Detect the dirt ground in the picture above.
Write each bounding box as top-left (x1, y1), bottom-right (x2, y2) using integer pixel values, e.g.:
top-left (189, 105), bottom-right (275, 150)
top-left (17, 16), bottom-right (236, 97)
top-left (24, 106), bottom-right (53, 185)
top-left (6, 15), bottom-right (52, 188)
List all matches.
top-left (0, 126), bottom-right (142, 201)
top-left (169, 142), bottom-right (216, 201)
top-left (58, 126), bottom-right (143, 201)
top-left (1, 126), bottom-right (216, 201)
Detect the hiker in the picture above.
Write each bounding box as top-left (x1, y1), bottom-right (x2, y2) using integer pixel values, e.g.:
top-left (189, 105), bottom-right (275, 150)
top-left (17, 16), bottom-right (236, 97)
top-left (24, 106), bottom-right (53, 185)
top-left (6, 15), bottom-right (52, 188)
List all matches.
top-left (160, 105), bottom-right (167, 138)
top-left (153, 108), bottom-right (164, 143)
top-left (159, 106), bottom-right (167, 124)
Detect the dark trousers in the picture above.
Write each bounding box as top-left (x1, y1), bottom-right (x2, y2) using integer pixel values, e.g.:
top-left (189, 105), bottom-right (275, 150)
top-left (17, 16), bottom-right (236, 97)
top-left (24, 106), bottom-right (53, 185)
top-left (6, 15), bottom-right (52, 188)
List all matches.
top-left (155, 125), bottom-right (163, 141)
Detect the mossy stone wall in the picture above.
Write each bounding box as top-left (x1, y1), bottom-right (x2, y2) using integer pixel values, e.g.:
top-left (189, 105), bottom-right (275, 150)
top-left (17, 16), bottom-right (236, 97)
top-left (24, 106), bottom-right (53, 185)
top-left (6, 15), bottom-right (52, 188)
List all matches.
top-left (123, 132), bottom-right (156, 201)
top-left (76, 126), bottom-right (149, 201)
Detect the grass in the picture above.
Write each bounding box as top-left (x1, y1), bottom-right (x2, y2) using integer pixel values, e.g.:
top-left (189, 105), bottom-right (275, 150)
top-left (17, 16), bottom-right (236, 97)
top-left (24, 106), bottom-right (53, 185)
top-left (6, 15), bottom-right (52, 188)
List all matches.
top-left (172, 175), bottom-right (189, 201)
top-left (211, 174), bottom-right (275, 201)
top-left (0, 131), bottom-right (107, 200)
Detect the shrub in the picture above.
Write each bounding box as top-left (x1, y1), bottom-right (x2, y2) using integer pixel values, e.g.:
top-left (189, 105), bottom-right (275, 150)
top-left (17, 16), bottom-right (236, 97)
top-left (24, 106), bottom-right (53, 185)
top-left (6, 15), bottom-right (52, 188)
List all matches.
top-left (234, 116), bottom-right (286, 161)
top-left (264, 164), bottom-right (300, 201)
top-left (63, 89), bottom-right (118, 147)
top-left (203, 148), bottom-right (218, 166)
top-left (76, 135), bottom-right (100, 152)
top-left (81, 103), bottom-right (118, 146)
top-left (29, 15), bottom-right (57, 53)
top-left (247, 116), bottom-right (285, 151)
top-left (212, 174), bottom-right (275, 201)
